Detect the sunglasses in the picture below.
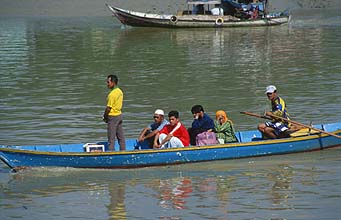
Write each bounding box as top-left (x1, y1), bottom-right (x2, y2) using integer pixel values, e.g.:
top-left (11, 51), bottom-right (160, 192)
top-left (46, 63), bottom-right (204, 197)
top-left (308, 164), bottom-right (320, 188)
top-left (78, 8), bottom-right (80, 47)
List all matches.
top-left (266, 93), bottom-right (273, 96)
top-left (153, 116), bottom-right (160, 119)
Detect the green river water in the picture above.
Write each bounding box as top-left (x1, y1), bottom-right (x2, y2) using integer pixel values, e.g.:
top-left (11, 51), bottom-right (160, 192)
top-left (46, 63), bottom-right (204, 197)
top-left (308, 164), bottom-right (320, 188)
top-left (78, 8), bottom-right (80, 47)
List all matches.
top-left (0, 2), bottom-right (340, 219)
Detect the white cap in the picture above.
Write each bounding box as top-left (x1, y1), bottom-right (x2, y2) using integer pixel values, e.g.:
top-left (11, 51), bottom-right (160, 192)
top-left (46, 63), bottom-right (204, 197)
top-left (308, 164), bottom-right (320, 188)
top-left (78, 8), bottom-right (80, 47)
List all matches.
top-left (154, 109), bottom-right (164, 116)
top-left (265, 85), bottom-right (277, 94)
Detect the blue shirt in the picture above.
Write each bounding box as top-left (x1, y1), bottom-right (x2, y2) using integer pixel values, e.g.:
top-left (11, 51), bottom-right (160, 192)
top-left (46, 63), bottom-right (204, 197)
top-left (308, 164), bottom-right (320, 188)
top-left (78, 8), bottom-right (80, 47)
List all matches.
top-left (192, 113), bottom-right (214, 130)
top-left (148, 119), bottom-right (169, 131)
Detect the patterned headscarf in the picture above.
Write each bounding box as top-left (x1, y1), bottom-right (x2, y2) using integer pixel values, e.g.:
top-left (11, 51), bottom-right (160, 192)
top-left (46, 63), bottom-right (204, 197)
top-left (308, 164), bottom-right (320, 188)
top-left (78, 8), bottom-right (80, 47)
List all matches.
top-left (215, 110), bottom-right (233, 125)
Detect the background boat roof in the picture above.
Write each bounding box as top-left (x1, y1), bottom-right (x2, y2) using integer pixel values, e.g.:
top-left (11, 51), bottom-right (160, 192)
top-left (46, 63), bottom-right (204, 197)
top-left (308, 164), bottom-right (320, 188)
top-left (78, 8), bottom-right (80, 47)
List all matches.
top-left (187, 0), bottom-right (222, 5)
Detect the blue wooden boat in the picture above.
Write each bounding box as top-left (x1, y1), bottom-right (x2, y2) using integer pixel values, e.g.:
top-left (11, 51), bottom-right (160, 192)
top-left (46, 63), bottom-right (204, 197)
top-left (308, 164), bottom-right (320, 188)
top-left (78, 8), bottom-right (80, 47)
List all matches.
top-left (1, 122), bottom-right (341, 171)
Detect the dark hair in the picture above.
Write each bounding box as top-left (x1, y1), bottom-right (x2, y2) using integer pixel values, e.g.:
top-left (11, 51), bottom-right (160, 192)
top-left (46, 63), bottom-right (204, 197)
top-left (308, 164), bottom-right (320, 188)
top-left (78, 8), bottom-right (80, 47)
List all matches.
top-left (168, 110), bottom-right (179, 118)
top-left (191, 105), bottom-right (204, 114)
top-left (107, 74), bottom-right (118, 84)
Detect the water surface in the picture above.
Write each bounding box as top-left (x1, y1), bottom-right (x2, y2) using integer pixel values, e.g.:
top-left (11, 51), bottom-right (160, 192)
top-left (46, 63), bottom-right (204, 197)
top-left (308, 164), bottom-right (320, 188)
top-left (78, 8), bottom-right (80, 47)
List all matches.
top-left (0, 8), bottom-right (341, 220)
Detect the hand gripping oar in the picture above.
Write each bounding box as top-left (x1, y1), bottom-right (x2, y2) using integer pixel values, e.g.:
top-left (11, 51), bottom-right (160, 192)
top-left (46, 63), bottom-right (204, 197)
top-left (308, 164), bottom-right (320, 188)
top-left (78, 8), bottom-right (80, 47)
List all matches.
top-left (240, 111), bottom-right (341, 139)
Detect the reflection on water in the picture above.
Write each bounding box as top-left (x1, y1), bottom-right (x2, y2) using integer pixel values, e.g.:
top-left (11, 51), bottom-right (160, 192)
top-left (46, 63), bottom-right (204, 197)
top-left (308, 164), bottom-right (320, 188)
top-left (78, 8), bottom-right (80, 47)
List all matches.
top-left (1, 149), bottom-right (341, 219)
top-left (108, 183), bottom-right (126, 220)
top-left (267, 164), bottom-right (294, 207)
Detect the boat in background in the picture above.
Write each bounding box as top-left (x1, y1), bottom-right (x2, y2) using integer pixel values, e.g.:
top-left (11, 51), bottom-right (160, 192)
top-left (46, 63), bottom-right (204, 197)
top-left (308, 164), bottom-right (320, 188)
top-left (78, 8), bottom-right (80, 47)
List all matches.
top-left (106, 0), bottom-right (289, 28)
top-left (1, 122), bottom-right (340, 171)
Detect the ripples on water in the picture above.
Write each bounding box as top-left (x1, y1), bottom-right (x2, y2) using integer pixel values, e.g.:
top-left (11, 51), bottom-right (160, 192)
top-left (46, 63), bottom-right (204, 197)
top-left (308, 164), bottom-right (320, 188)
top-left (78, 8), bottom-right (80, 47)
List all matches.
top-left (1, 148), bottom-right (341, 219)
top-left (0, 7), bottom-right (341, 220)
top-left (1, 11), bottom-right (341, 145)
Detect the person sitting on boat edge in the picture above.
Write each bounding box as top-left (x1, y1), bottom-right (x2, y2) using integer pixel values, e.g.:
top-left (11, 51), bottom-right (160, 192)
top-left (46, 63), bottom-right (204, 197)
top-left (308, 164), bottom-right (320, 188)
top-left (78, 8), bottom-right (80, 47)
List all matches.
top-left (214, 110), bottom-right (238, 144)
top-left (188, 105), bottom-right (215, 146)
top-left (258, 85), bottom-right (291, 139)
top-left (251, 6), bottom-right (259, 19)
top-left (153, 110), bottom-right (190, 149)
top-left (136, 109), bottom-right (169, 149)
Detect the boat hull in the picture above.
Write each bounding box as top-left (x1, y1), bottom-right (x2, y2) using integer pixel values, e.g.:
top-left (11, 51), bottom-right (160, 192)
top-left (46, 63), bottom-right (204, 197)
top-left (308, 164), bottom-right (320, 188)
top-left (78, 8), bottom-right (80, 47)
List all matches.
top-left (1, 125), bottom-right (341, 170)
top-left (107, 5), bottom-right (289, 28)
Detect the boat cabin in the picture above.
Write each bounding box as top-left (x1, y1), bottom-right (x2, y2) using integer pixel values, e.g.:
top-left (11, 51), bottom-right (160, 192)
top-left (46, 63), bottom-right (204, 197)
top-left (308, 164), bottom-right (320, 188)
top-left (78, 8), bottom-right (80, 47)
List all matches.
top-left (182, 0), bottom-right (267, 19)
top-left (184, 0), bottom-right (223, 15)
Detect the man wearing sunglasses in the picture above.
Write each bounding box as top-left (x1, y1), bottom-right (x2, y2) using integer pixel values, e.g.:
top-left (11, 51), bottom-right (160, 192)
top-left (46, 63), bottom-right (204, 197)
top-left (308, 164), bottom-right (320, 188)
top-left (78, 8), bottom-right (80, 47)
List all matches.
top-left (258, 85), bottom-right (291, 139)
top-left (137, 109), bottom-right (169, 149)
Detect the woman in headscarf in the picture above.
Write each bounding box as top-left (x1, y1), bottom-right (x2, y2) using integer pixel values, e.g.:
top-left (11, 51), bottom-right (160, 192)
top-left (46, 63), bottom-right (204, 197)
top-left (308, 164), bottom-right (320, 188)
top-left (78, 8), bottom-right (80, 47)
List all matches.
top-left (214, 110), bottom-right (238, 143)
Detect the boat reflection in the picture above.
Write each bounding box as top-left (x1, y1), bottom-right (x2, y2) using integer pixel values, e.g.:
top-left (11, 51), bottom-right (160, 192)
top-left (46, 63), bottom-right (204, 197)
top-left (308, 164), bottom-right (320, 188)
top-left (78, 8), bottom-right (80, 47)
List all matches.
top-left (0, 159), bottom-right (322, 218)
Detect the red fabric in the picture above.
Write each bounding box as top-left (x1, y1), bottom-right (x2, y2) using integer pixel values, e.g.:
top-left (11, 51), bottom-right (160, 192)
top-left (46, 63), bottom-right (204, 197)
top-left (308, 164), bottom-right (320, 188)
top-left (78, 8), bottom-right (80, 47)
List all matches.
top-left (160, 122), bottom-right (190, 147)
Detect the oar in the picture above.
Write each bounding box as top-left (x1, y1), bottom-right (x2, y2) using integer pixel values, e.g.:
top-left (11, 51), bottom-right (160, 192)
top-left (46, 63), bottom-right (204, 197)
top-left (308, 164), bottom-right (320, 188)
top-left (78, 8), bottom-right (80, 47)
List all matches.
top-left (240, 111), bottom-right (272, 120)
top-left (240, 111), bottom-right (341, 139)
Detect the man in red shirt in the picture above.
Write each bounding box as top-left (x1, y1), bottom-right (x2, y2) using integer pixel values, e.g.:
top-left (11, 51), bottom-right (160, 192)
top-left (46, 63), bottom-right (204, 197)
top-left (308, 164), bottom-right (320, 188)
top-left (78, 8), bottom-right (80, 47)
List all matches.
top-left (153, 110), bottom-right (190, 148)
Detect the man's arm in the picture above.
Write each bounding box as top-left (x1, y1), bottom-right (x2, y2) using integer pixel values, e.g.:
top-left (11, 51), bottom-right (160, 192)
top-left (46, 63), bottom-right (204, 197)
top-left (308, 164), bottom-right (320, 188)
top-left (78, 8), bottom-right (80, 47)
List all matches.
top-left (143, 129), bottom-right (159, 140)
top-left (154, 133), bottom-right (173, 148)
top-left (153, 133), bottom-right (160, 148)
top-left (159, 133), bottom-right (172, 146)
top-left (138, 127), bottom-right (150, 142)
top-left (103, 106), bottom-right (111, 123)
top-left (192, 114), bottom-right (213, 130)
top-left (156, 134), bottom-right (173, 148)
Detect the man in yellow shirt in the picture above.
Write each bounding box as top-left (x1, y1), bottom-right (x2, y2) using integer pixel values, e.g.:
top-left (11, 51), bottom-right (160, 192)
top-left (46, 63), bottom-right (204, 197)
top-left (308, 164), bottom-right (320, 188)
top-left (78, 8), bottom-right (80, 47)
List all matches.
top-left (103, 75), bottom-right (126, 151)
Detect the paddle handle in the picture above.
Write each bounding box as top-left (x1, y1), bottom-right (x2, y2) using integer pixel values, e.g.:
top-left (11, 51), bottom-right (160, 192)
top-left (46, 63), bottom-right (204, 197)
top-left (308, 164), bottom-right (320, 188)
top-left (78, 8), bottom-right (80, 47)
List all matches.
top-left (240, 111), bottom-right (272, 120)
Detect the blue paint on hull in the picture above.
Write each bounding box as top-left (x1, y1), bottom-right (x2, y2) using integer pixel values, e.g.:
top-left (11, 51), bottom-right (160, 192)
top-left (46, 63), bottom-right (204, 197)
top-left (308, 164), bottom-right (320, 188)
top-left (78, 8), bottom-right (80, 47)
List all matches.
top-left (1, 122), bottom-right (341, 170)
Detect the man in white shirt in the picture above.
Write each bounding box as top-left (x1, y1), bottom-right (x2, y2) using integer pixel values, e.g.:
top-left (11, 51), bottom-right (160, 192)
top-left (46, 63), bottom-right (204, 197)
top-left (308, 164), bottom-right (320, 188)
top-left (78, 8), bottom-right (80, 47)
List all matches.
top-left (211, 4), bottom-right (224, 16)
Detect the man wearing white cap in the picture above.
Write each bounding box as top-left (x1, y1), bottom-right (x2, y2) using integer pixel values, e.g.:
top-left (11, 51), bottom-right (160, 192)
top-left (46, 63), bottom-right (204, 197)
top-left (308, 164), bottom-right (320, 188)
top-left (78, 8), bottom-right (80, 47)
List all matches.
top-left (258, 85), bottom-right (291, 139)
top-left (137, 109), bottom-right (169, 149)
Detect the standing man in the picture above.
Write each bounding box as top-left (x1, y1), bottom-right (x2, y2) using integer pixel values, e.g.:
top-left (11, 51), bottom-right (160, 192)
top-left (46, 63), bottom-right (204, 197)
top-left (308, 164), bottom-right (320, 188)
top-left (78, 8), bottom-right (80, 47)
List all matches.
top-left (188, 105), bottom-right (215, 146)
top-left (103, 74), bottom-right (126, 151)
top-left (137, 109), bottom-right (169, 149)
top-left (153, 110), bottom-right (190, 149)
top-left (258, 85), bottom-right (290, 139)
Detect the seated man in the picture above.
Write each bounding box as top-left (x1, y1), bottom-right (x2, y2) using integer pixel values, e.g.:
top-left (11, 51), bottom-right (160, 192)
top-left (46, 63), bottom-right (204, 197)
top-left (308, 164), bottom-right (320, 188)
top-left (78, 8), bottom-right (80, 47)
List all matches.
top-left (258, 85), bottom-right (291, 139)
top-left (188, 105), bottom-right (215, 146)
top-left (153, 110), bottom-right (190, 149)
top-left (211, 4), bottom-right (224, 16)
top-left (251, 6), bottom-right (259, 19)
top-left (137, 109), bottom-right (169, 149)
